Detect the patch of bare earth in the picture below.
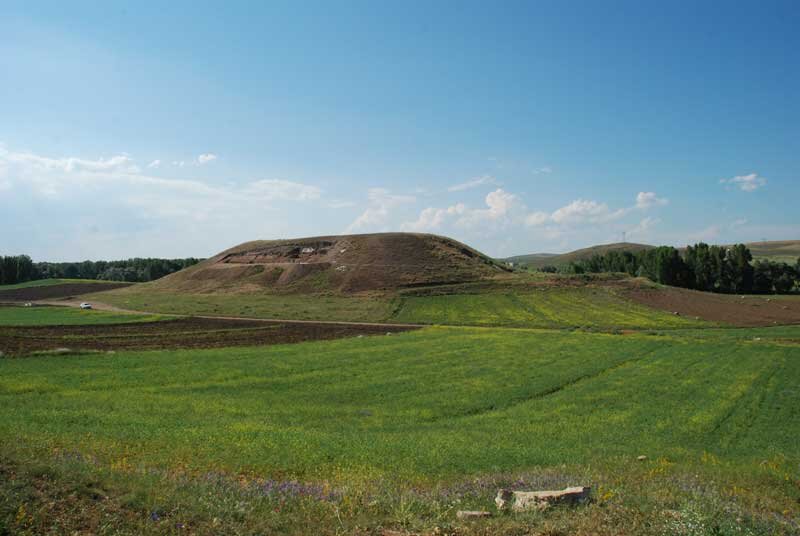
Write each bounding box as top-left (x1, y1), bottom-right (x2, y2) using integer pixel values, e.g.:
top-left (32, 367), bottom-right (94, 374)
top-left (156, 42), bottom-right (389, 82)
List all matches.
top-left (0, 283), bottom-right (132, 302)
top-left (0, 317), bottom-right (418, 356)
top-left (623, 286), bottom-right (800, 327)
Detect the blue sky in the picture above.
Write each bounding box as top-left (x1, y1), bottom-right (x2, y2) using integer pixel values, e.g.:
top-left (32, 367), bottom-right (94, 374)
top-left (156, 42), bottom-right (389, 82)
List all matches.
top-left (1, 1), bottom-right (798, 261)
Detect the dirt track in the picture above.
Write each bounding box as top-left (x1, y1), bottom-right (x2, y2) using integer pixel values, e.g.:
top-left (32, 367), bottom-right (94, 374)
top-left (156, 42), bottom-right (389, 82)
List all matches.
top-left (0, 283), bottom-right (131, 302)
top-left (0, 317), bottom-right (418, 357)
top-left (624, 286), bottom-right (800, 327)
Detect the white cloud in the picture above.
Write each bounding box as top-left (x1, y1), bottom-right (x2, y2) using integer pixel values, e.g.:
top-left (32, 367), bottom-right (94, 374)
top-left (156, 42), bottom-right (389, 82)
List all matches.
top-left (197, 153), bottom-right (217, 165)
top-left (147, 159), bottom-right (161, 169)
top-left (531, 166), bottom-right (552, 175)
top-left (402, 189), bottom-right (524, 232)
top-left (635, 191), bottom-right (669, 209)
top-left (731, 218), bottom-right (748, 228)
top-left (0, 146), bottom-right (323, 251)
top-left (447, 175), bottom-right (498, 192)
top-left (2, 149), bottom-right (140, 175)
top-left (525, 211), bottom-right (549, 227)
top-left (346, 188), bottom-right (416, 233)
top-left (172, 160), bottom-right (185, 168)
top-left (402, 204), bottom-right (466, 232)
top-left (720, 173), bottom-right (766, 192)
top-left (551, 199), bottom-right (627, 225)
top-left (455, 189), bottom-right (525, 228)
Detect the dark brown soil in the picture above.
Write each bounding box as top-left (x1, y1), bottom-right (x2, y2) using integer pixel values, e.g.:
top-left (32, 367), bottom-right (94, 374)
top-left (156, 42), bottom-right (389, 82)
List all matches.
top-left (0, 283), bottom-right (131, 302)
top-left (0, 317), bottom-right (417, 357)
top-left (623, 286), bottom-right (800, 327)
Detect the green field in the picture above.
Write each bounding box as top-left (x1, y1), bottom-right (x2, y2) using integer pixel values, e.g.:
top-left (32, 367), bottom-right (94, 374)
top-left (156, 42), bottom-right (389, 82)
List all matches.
top-left (0, 305), bottom-right (163, 326)
top-left (89, 286), bottom-right (396, 322)
top-left (393, 287), bottom-right (705, 329)
top-left (3, 279), bottom-right (800, 534)
top-left (90, 283), bottom-right (707, 330)
top-left (2, 326), bottom-right (800, 534)
top-left (3, 327), bottom-right (798, 475)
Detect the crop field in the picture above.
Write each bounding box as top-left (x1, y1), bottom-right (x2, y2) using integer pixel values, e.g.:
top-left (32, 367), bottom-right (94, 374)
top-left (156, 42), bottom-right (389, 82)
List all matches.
top-left (89, 286), bottom-right (396, 322)
top-left (393, 287), bottom-right (706, 329)
top-left (2, 319), bottom-right (800, 534)
top-left (91, 283), bottom-right (711, 330)
top-left (0, 305), bottom-right (163, 326)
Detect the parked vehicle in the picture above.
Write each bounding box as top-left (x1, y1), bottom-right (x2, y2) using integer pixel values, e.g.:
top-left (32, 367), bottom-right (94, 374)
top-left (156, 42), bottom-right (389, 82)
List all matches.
top-left (79, 303), bottom-right (92, 310)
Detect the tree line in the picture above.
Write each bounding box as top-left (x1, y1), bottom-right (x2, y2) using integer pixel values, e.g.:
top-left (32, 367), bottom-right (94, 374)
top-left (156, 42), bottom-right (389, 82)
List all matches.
top-left (0, 255), bottom-right (202, 285)
top-left (542, 243), bottom-right (800, 294)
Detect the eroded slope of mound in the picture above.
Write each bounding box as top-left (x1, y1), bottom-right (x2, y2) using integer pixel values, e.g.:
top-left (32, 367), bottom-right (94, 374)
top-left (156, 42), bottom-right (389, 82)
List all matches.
top-left (151, 233), bottom-right (506, 294)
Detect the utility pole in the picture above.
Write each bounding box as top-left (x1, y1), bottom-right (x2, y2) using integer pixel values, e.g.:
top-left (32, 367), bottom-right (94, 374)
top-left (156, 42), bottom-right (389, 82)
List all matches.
top-left (622, 231), bottom-right (627, 244)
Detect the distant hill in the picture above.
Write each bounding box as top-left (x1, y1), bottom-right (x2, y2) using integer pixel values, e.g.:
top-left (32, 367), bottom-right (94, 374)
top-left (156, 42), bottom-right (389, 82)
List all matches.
top-left (504, 239), bottom-right (800, 269)
top-left (504, 242), bottom-right (653, 269)
top-left (745, 240), bottom-right (800, 264)
top-left (151, 233), bottom-right (508, 294)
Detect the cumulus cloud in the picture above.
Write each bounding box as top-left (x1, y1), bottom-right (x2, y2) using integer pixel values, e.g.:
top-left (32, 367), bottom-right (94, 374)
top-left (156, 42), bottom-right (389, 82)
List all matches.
top-left (524, 211), bottom-right (549, 227)
top-left (635, 191), bottom-right (668, 209)
top-left (147, 159), bottom-right (161, 169)
top-left (551, 199), bottom-right (627, 225)
top-left (531, 166), bottom-right (552, 175)
top-left (720, 173), bottom-right (766, 192)
top-left (402, 189), bottom-right (524, 232)
top-left (197, 153), bottom-right (217, 165)
top-left (447, 175), bottom-right (498, 192)
top-left (402, 204), bottom-right (466, 232)
top-left (346, 188), bottom-right (416, 233)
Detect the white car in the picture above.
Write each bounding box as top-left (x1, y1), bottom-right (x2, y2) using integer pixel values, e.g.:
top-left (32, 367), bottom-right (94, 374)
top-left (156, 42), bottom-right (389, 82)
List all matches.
top-left (79, 303), bottom-right (93, 310)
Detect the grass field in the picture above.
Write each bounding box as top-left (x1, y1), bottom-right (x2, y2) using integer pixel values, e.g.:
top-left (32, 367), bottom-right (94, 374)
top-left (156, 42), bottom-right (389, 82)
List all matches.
top-left (89, 286), bottom-right (396, 322)
top-left (2, 326), bottom-right (799, 534)
top-left (3, 327), bottom-right (798, 475)
top-left (393, 287), bottom-right (706, 329)
top-left (0, 306), bottom-right (163, 326)
top-left (90, 283), bottom-right (709, 330)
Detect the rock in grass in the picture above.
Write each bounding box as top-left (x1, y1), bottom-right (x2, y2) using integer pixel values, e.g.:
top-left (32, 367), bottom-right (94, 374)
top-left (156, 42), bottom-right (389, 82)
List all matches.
top-left (456, 510), bottom-right (492, 519)
top-left (637, 455), bottom-right (648, 461)
top-left (495, 486), bottom-right (591, 511)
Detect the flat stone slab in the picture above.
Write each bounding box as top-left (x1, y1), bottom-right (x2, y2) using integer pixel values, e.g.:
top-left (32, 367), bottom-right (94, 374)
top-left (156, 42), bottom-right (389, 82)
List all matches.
top-left (496, 486), bottom-right (591, 511)
top-left (456, 510), bottom-right (492, 519)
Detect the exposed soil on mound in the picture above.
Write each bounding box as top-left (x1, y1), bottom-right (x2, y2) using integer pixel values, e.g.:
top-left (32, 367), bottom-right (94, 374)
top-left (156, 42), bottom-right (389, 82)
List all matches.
top-left (0, 283), bottom-right (132, 302)
top-left (0, 317), bottom-right (417, 357)
top-left (152, 233), bottom-right (507, 294)
top-left (624, 286), bottom-right (800, 327)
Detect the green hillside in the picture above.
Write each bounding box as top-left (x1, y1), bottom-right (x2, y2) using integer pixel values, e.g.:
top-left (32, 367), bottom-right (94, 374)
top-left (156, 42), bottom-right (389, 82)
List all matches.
top-left (506, 239), bottom-right (800, 269)
top-left (504, 242), bottom-right (653, 268)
